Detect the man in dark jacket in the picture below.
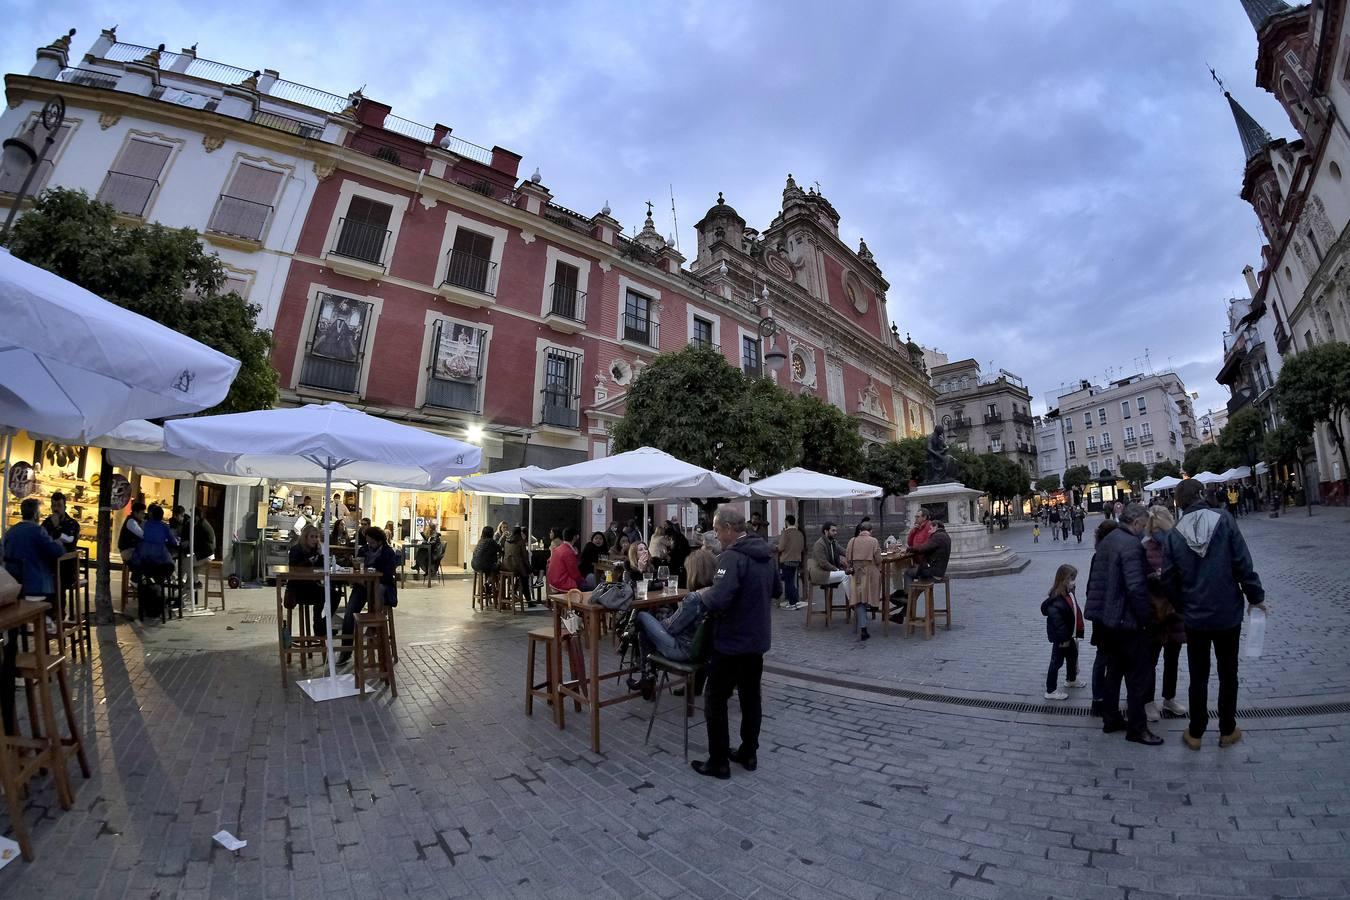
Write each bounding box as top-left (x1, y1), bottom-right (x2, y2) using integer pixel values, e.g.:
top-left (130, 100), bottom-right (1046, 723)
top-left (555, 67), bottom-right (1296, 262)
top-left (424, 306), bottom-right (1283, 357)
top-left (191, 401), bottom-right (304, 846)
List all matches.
top-left (1163, 478), bottom-right (1265, 750)
top-left (688, 506), bottom-right (780, 779)
top-left (1083, 503), bottom-right (1161, 745)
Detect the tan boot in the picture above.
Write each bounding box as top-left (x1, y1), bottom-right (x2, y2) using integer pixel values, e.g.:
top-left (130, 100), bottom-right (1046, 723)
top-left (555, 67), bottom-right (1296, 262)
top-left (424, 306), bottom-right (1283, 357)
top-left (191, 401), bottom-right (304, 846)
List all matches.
top-left (1219, 727), bottom-right (1243, 748)
top-left (1182, 731), bottom-right (1202, 751)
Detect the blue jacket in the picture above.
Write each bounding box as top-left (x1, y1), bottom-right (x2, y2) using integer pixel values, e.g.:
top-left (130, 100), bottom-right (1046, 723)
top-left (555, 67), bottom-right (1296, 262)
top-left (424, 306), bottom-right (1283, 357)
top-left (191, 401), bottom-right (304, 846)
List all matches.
top-left (693, 532), bottom-right (780, 655)
top-left (133, 520), bottom-right (179, 567)
top-left (1083, 525), bottom-right (1152, 631)
top-left (3, 520), bottom-right (65, 596)
top-left (1162, 502), bottom-right (1264, 630)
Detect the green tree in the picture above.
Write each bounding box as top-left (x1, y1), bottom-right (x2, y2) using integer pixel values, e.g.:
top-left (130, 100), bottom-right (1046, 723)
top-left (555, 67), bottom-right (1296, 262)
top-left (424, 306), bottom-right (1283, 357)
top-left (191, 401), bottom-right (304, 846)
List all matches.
top-left (983, 455), bottom-right (1029, 510)
top-left (1183, 443), bottom-right (1227, 477)
top-left (1263, 420), bottom-right (1306, 473)
top-left (952, 446), bottom-right (988, 494)
top-left (1275, 341), bottom-right (1350, 478)
top-left (795, 393), bottom-right (864, 478)
top-left (1063, 465), bottom-right (1092, 502)
top-left (1119, 461), bottom-right (1149, 493)
top-left (6, 188), bottom-right (278, 623)
top-left (1219, 406), bottom-right (1266, 473)
top-left (862, 437), bottom-right (926, 532)
top-left (1149, 459), bottom-right (1181, 480)
top-left (1035, 473), bottom-right (1061, 492)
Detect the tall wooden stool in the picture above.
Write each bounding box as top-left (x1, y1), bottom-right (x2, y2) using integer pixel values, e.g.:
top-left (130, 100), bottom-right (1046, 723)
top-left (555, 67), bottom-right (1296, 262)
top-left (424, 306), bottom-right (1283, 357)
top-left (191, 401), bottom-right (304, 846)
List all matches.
top-left (930, 576), bottom-right (953, 630)
top-left (354, 610), bottom-right (396, 698)
top-left (525, 626), bottom-right (557, 715)
top-left (905, 581), bottom-right (936, 639)
top-left (205, 560), bottom-right (227, 612)
top-left (55, 550), bottom-right (91, 661)
top-left (383, 605), bottom-right (398, 664)
top-left (471, 570), bottom-right (490, 611)
top-left (17, 647), bottom-right (91, 788)
top-left (276, 586), bottom-right (328, 688)
top-left (119, 563), bottom-right (138, 614)
top-left (805, 580), bottom-right (836, 628)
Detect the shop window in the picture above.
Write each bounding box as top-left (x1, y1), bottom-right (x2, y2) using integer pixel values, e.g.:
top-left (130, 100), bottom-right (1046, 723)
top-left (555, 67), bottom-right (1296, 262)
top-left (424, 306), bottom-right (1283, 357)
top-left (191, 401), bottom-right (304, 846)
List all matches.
top-left (425, 320), bottom-right (487, 413)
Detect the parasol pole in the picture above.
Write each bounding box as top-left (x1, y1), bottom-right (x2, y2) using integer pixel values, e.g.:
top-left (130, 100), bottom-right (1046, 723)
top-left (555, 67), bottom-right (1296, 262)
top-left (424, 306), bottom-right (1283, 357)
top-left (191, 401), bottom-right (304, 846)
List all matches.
top-left (0, 432), bottom-right (11, 541)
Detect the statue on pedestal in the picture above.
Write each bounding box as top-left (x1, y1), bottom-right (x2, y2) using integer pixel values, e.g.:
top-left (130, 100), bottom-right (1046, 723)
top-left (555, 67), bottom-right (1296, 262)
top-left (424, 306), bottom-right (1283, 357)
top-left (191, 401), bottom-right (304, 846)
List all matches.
top-left (923, 424), bottom-right (960, 485)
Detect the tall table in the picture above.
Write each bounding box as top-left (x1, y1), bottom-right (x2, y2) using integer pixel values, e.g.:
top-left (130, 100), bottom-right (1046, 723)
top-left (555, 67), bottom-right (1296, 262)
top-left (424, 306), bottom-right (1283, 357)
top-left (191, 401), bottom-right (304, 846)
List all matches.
top-left (548, 588), bottom-right (688, 753)
top-left (879, 548), bottom-right (913, 634)
top-left (272, 566), bottom-right (380, 687)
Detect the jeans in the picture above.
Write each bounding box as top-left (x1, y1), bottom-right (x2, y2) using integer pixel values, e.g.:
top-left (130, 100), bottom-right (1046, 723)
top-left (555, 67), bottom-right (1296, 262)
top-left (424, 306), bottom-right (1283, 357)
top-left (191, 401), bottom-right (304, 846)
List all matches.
top-left (1146, 641), bottom-right (1182, 702)
top-left (780, 564), bottom-right (800, 605)
top-left (1046, 640), bottom-right (1078, 693)
top-left (1091, 634), bottom-right (1110, 710)
top-left (635, 610), bottom-right (689, 667)
top-left (704, 652), bottom-right (763, 764)
top-left (1186, 624), bottom-right (1241, 738)
top-left (1097, 626), bottom-right (1152, 731)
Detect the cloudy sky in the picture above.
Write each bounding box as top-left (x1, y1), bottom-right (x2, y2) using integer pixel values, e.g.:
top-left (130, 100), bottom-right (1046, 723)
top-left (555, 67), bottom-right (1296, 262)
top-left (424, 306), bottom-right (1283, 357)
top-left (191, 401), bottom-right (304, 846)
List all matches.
top-left (0, 0), bottom-right (1291, 416)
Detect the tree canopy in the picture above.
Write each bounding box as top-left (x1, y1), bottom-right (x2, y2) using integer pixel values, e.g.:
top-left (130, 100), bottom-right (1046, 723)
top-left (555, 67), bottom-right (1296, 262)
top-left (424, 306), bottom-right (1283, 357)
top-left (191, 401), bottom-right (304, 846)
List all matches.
top-left (982, 454), bottom-right (1030, 502)
top-left (1063, 465), bottom-right (1092, 492)
top-left (1149, 459), bottom-right (1181, 480)
top-left (795, 393), bottom-right (864, 478)
top-left (1119, 461), bottom-right (1149, 491)
top-left (1219, 406), bottom-right (1265, 472)
top-left (1275, 340), bottom-right (1350, 476)
top-left (1035, 473), bottom-right (1061, 492)
top-left (1263, 421), bottom-right (1305, 472)
top-left (1184, 443), bottom-right (1228, 477)
top-left (6, 188), bottom-right (278, 414)
top-left (861, 437), bottom-right (925, 499)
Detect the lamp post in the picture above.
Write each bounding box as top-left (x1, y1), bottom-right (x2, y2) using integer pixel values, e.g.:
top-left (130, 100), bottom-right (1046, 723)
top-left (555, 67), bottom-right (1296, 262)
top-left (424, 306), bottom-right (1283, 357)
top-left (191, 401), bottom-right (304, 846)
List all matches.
top-left (0, 95), bottom-right (65, 243)
top-left (752, 285), bottom-right (787, 375)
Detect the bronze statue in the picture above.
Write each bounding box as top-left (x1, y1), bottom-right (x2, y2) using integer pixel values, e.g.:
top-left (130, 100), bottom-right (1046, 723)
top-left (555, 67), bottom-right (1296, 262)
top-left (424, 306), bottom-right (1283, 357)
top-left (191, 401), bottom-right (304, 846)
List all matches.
top-left (924, 424), bottom-right (960, 484)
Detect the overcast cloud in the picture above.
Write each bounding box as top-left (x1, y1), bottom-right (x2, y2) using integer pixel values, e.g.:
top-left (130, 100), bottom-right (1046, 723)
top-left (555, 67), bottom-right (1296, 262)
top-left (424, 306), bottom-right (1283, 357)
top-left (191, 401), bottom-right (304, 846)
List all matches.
top-left (0, 0), bottom-right (1291, 417)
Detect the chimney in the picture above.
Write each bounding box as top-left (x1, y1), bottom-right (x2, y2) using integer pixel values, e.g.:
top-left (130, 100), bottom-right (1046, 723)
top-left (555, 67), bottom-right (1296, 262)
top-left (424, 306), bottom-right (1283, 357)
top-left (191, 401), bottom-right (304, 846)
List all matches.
top-left (1242, 264), bottom-right (1259, 296)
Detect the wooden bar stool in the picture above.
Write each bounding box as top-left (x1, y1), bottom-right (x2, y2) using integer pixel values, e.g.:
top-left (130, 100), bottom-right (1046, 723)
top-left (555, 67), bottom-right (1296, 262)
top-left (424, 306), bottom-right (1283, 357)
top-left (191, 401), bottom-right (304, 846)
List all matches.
top-left (525, 626), bottom-right (557, 716)
top-left (471, 570), bottom-right (490, 611)
top-left (119, 563), bottom-right (137, 614)
top-left (55, 550), bottom-right (90, 662)
top-left (354, 610), bottom-right (396, 698)
top-left (930, 576), bottom-right (953, 630)
top-left (17, 646), bottom-right (91, 789)
top-left (276, 584), bottom-right (327, 688)
top-left (204, 560), bottom-right (227, 612)
top-left (905, 581), bottom-right (936, 639)
top-left (383, 605), bottom-right (398, 665)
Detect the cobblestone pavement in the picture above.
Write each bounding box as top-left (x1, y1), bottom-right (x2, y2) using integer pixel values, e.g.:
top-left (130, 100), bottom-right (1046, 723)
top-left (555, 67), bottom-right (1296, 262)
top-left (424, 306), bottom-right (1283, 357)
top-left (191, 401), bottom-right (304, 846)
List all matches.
top-left (2, 507), bottom-right (1348, 899)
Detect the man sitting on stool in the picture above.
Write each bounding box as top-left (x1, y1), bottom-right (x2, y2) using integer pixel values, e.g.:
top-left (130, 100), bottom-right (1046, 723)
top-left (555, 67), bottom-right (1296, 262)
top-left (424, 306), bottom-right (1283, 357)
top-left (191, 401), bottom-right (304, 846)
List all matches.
top-left (806, 522), bottom-right (849, 607)
top-left (895, 521), bottom-right (951, 624)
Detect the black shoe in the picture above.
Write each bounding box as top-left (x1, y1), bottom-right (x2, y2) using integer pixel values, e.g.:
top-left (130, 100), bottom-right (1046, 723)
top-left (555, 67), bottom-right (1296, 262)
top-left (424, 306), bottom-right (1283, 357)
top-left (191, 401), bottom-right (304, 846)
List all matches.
top-left (691, 759), bottom-right (730, 780)
top-left (1126, 728), bottom-right (1164, 746)
top-left (859, 627), bottom-right (870, 641)
top-left (1102, 716), bottom-right (1127, 734)
top-left (729, 748), bottom-right (757, 772)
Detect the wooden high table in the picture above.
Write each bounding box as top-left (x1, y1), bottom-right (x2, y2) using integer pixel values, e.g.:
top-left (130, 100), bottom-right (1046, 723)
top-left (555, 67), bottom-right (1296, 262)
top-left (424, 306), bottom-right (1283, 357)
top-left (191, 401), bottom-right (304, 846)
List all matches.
top-left (272, 566), bottom-right (380, 687)
top-left (548, 587), bottom-right (689, 753)
top-left (878, 548), bottom-right (914, 633)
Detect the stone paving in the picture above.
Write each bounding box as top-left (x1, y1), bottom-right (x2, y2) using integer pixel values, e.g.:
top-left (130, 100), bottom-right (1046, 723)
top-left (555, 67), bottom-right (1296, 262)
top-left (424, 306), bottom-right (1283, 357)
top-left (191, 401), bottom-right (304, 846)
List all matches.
top-left (0, 507), bottom-right (1348, 899)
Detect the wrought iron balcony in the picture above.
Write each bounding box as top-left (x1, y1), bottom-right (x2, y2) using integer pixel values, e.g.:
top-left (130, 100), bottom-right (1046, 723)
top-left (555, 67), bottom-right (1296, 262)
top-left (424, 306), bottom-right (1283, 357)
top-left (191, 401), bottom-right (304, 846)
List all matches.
top-left (442, 249), bottom-right (498, 296)
top-left (96, 170), bottom-right (158, 217)
top-left (983, 412), bottom-right (1004, 426)
top-left (251, 109), bottom-right (324, 140)
top-left (1140, 433), bottom-right (1154, 446)
top-left (1274, 321), bottom-right (1291, 354)
top-left (57, 67), bottom-right (121, 90)
top-left (539, 387), bottom-right (579, 429)
top-left (425, 377), bottom-right (479, 413)
top-left (622, 312), bottom-right (659, 349)
top-left (1012, 411), bottom-right (1034, 426)
top-left (299, 347), bottom-right (361, 394)
top-left (329, 217), bottom-right (390, 266)
top-left (1123, 437), bottom-right (1138, 448)
top-left (547, 282), bottom-right (586, 322)
top-left (950, 416), bottom-right (972, 431)
top-left (207, 194), bottom-right (272, 242)
top-left (1086, 445), bottom-right (1100, 457)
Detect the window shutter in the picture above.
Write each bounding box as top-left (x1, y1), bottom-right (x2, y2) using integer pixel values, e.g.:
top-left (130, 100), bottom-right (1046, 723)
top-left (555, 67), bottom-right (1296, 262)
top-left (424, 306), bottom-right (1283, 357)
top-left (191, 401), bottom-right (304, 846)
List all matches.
top-left (225, 163), bottom-right (282, 204)
top-left (345, 195), bottom-right (392, 229)
top-left (452, 228), bottom-right (493, 259)
top-left (114, 139), bottom-right (172, 179)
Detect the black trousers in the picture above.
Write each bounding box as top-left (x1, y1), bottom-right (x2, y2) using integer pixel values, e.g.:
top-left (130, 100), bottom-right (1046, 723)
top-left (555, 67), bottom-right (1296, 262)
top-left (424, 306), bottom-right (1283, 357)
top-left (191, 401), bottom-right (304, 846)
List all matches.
top-left (1097, 626), bottom-right (1152, 731)
top-left (1147, 641), bottom-right (1182, 702)
top-left (704, 652), bottom-right (763, 764)
top-left (1186, 625), bottom-right (1241, 738)
top-left (1046, 640), bottom-right (1078, 693)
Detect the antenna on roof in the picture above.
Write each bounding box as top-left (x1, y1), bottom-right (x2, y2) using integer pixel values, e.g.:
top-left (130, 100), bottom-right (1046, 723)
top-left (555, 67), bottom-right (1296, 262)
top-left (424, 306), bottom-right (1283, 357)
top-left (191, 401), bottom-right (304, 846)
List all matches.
top-left (669, 183), bottom-right (680, 253)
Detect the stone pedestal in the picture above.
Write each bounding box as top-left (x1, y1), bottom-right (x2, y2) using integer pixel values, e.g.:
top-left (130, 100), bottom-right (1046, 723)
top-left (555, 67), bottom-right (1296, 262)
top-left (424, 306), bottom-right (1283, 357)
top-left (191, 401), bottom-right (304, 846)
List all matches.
top-left (903, 482), bottom-right (1027, 578)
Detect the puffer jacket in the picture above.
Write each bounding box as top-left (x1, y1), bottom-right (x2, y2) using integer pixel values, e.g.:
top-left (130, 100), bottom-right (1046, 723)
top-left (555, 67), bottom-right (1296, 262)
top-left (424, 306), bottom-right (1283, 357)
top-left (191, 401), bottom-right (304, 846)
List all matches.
top-left (694, 532), bottom-right (781, 655)
top-left (1162, 502), bottom-right (1264, 630)
top-left (1083, 525), bottom-right (1152, 630)
top-left (1041, 593), bottom-right (1076, 644)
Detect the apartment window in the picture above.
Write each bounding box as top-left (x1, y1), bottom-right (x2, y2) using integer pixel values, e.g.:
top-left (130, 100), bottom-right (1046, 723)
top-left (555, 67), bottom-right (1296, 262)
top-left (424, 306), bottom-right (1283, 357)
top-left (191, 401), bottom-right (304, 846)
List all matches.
top-left (208, 162), bottom-right (283, 241)
top-left (1101, 432), bottom-right (1112, 449)
top-left (222, 273), bottom-right (251, 299)
top-left (96, 137), bottom-right (172, 217)
top-left (1064, 418), bottom-right (1073, 433)
top-left (1127, 451), bottom-right (1138, 462)
top-left (547, 261), bottom-right (583, 321)
top-left (623, 290), bottom-right (657, 347)
top-left (444, 227), bottom-right (496, 294)
top-left (1097, 407), bottom-right (1107, 425)
top-left (332, 195), bottom-right (393, 265)
top-left (1086, 436), bottom-right (1096, 451)
top-left (541, 347), bottom-right (580, 428)
top-left (990, 436), bottom-right (1002, 453)
top-left (1067, 440), bottom-right (1076, 457)
top-left (741, 335), bottom-right (761, 378)
top-left (692, 316), bottom-right (714, 350)
top-left (1140, 422), bottom-right (1152, 437)
top-left (1124, 425), bottom-right (1135, 442)
top-left (1104, 457), bottom-right (1114, 471)
top-left (986, 403), bottom-right (997, 417)
top-left (425, 320), bottom-right (486, 412)
top-left (300, 293), bottom-right (371, 394)
top-left (1136, 396), bottom-right (1146, 413)
top-left (1084, 412), bottom-right (1092, 429)
top-left (1121, 400), bottom-right (1131, 419)
top-left (0, 118), bottom-right (72, 195)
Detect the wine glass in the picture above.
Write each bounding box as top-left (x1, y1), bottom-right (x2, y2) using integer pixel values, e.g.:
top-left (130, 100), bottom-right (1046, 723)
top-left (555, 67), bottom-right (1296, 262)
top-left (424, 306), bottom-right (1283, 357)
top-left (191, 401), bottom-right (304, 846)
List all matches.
top-left (657, 565), bottom-right (671, 594)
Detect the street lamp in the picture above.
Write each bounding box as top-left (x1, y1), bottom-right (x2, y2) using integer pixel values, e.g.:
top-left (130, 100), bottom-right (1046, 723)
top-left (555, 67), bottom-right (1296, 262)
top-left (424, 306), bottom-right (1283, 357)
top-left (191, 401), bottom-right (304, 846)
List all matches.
top-left (753, 285), bottom-right (787, 373)
top-left (0, 95), bottom-right (65, 243)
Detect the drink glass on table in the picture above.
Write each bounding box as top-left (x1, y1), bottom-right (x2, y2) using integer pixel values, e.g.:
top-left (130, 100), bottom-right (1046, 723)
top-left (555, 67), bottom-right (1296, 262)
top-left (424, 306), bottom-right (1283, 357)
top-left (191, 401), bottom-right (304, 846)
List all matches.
top-left (657, 565), bottom-right (671, 595)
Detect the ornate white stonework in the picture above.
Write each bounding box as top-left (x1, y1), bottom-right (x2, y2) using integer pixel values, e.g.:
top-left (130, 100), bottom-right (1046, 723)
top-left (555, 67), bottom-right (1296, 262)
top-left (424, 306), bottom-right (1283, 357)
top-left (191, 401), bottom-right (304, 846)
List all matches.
top-left (787, 338), bottom-right (818, 390)
top-left (857, 377), bottom-right (887, 421)
top-left (518, 230), bottom-right (536, 245)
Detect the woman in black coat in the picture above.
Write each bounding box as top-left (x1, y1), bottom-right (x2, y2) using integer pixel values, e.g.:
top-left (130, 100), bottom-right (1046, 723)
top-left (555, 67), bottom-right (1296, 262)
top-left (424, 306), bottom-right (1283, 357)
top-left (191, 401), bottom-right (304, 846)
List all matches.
top-left (664, 522), bottom-right (691, 586)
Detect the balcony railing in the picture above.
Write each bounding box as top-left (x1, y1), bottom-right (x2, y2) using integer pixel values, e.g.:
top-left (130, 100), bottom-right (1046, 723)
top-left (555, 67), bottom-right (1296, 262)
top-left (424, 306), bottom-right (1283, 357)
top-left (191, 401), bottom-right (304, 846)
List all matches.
top-left (57, 67), bottom-right (120, 90)
top-left (623, 312), bottom-right (659, 348)
top-left (1274, 321), bottom-right (1291, 354)
top-left (349, 132), bottom-right (424, 171)
top-left (1140, 433), bottom-right (1154, 446)
top-left (96, 170), bottom-right (158, 217)
top-left (540, 387), bottom-right (579, 428)
top-left (329, 218), bottom-right (390, 266)
top-left (691, 340), bottom-right (720, 353)
top-left (425, 377), bottom-right (479, 413)
top-left (983, 412), bottom-right (1004, 426)
top-left (443, 250), bottom-right (498, 296)
top-left (1123, 437), bottom-right (1138, 448)
top-left (1012, 411), bottom-right (1034, 426)
top-left (950, 416), bottom-right (972, 431)
top-left (207, 194), bottom-right (272, 242)
top-left (299, 349), bottom-right (361, 394)
top-left (1086, 445), bottom-right (1100, 457)
top-left (251, 110), bottom-right (324, 140)
top-left (744, 361), bottom-right (763, 380)
top-left (547, 282), bottom-right (586, 321)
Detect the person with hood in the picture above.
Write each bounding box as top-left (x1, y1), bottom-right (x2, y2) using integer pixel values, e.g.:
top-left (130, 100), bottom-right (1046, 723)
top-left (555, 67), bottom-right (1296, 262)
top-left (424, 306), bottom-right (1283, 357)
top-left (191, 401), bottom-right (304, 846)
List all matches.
top-left (689, 506), bottom-right (781, 780)
top-left (1083, 503), bottom-right (1161, 745)
top-left (1163, 478), bottom-right (1266, 750)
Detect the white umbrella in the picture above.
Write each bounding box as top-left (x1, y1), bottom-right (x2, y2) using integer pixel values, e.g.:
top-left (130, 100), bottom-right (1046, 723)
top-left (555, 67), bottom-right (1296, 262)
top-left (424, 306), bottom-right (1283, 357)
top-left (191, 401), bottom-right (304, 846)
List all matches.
top-left (749, 467), bottom-right (883, 499)
top-left (520, 447), bottom-right (749, 537)
top-left (0, 249), bottom-right (240, 442)
top-left (1192, 471), bottom-right (1226, 485)
top-left (460, 465), bottom-right (548, 545)
top-left (164, 402), bottom-right (481, 701)
top-left (1144, 475), bottom-right (1181, 491)
top-left (1220, 466), bottom-right (1252, 481)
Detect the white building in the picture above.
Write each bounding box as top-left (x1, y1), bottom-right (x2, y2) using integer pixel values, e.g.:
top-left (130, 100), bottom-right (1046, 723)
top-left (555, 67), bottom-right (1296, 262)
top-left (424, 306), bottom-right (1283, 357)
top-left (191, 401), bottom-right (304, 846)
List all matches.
top-left (1054, 372), bottom-right (1196, 478)
top-left (1034, 410), bottom-right (1067, 486)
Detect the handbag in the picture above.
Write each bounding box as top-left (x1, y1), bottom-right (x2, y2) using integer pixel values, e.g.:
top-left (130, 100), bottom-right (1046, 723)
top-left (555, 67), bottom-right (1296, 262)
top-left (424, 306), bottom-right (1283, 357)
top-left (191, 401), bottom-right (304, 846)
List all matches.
top-left (591, 582), bottom-right (634, 612)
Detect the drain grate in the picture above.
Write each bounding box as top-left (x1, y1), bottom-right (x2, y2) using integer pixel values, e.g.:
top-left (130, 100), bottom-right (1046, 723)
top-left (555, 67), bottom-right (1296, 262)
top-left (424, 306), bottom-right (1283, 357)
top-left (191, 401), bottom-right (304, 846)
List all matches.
top-left (238, 614), bottom-right (277, 625)
top-left (765, 664), bottom-right (1350, 720)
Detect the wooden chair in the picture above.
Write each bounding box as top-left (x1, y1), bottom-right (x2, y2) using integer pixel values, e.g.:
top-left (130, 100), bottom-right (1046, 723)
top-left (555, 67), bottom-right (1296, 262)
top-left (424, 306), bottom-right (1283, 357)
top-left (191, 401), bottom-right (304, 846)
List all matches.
top-left (204, 560), bottom-right (227, 612)
top-left (354, 610), bottom-right (396, 698)
top-left (644, 618), bottom-right (713, 760)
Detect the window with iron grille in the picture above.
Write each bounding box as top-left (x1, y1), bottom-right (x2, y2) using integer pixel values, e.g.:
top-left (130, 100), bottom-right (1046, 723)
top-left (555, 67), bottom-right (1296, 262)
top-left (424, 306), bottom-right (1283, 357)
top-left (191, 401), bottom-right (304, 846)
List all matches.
top-left (624, 290), bottom-right (654, 345)
top-left (208, 162), bottom-right (282, 241)
top-left (541, 347), bottom-right (580, 428)
top-left (742, 335), bottom-right (761, 377)
top-left (445, 228), bottom-right (495, 293)
top-left (0, 118), bottom-right (72, 196)
top-left (96, 137), bottom-right (172, 217)
top-left (332, 195), bottom-right (392, 264)
top-left (300, 293), bottom-right (371, 394)
top-left (549, 262), bottom-right (581, 319)
top-left (692, 317), bottom-right (713, 349)
top-left (425, 320), bottom-right (486, 412)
